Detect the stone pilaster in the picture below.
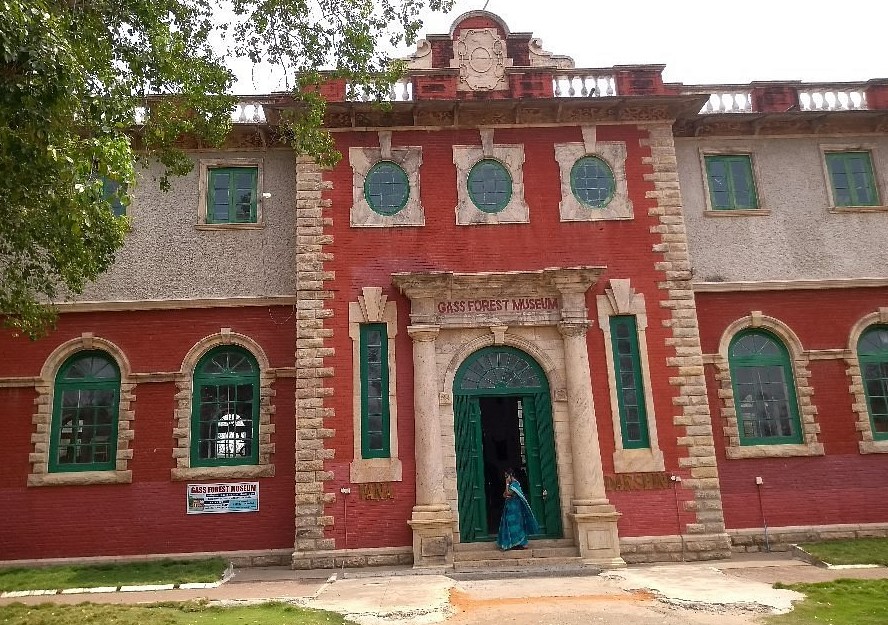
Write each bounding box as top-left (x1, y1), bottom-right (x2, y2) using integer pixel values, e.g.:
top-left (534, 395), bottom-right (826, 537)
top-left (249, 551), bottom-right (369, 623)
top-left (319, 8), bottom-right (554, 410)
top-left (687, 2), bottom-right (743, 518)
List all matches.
top-left (642, 125), bottom-right (731, 560)
top-left (292, 157), bottom-right (338, 569)
top-left (406, 324), bottom-right (453, 568)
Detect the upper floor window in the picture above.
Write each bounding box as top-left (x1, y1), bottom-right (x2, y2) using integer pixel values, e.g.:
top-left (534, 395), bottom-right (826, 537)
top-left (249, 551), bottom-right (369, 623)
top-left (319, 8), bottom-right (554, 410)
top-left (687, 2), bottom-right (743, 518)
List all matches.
top-left (364, 161), bottom-right (410, 216)
top-left (825, 151), bottom-right (879, 207)
top-left (360, 323), bottom-right (390, 458)
top-left (609, 316), bottom-right (650, 449)
top-left (468, 159), bottom-right (512, 213)
top-left (50, 351), bottom-right (121, 472)
top-left (729, 329), bottom-right (802, 445)
top-left (858, 325), bottom-right (888, 440)
top-left (571, 156), bottom-right (615, 208)
top-left (102, 177), bottom-right (127, 217)
top-left (192, 346), bottom-right (259, 466)
top-left (704, 154), bottom-right (758, 210)
top-left (207, 166), bottom-right (258, 224)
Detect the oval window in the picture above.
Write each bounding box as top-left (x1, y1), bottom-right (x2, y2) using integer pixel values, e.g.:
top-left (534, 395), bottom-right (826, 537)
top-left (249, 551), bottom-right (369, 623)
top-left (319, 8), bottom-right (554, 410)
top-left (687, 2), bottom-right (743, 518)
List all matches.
top-left (364, 161), bottom-right (410, 216)
top-left (467, 159), bottom-right (512, 213)
top-left (570, 156), bottom-right (615, 208)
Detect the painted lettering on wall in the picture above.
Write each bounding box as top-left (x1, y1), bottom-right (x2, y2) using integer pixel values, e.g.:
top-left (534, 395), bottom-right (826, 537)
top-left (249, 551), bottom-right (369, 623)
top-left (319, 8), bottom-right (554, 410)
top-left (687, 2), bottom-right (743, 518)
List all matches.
top-left (359, 482), bottom-right (395, 500)
top-left (603, 472), bottom-right (671, 492)
top-left (436, 297), bottom-right (560, 315)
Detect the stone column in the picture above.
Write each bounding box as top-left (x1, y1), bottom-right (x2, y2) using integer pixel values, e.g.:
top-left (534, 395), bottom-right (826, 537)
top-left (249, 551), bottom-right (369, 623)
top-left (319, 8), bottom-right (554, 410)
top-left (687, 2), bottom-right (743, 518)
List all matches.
top-left (406, 324), bottom-right (453, 568)
top-left (558, 319), bottom-right (625, 568)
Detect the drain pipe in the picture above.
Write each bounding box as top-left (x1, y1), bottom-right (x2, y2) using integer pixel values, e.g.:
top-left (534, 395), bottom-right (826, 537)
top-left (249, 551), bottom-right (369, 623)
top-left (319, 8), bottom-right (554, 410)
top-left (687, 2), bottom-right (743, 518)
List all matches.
top-left (340, 486), bottom-right (351, 551)
top-left (671, 475), bottom-right (686, 562)
top-left (755, 476), bottom-right (770, 552)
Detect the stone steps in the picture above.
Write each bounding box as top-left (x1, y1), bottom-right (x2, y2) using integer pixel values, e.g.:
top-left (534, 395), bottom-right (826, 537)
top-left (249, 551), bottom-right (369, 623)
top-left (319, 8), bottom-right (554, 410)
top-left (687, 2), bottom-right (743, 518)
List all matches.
top-left (450, 539), bottom-right (594, 577)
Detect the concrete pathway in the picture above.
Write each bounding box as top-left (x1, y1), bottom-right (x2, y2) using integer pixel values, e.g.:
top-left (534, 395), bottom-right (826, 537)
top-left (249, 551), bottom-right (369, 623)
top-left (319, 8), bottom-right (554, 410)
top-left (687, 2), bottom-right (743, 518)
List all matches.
top-left (2, 554), bottom-right (886, 625)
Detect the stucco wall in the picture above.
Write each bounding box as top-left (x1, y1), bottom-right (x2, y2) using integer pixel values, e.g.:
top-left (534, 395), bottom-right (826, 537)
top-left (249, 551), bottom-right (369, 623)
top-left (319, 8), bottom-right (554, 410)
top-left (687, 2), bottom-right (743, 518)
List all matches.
top-left (70, 150), bottom-right (297, 302)
top-left (677, 136), bottom-right (888, 282)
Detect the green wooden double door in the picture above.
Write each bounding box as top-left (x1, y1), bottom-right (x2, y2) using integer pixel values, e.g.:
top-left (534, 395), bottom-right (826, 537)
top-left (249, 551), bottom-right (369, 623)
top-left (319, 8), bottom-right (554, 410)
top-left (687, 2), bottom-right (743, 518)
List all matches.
top-left (454, 346), bottom-right (563, 542)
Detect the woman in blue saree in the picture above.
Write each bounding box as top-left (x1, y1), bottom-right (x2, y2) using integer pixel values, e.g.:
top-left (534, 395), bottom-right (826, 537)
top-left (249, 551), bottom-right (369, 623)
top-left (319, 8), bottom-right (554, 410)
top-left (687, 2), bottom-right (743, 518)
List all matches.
top-left (496, 469), bottom-right (540, 550)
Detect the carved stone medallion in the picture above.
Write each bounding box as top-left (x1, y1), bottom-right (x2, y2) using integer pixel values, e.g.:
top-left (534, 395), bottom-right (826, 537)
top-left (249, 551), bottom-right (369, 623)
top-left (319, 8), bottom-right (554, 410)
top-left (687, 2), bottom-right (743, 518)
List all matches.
top-left (452, 28), bottom-right (508, 91)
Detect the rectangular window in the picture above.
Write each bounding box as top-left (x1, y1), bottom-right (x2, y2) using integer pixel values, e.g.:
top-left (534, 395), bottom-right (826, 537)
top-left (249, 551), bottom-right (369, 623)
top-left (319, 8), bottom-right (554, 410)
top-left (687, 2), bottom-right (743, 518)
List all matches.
top-left (825, 151), bottom-right (879, 207)
top-left (609, 316), bottom-right (650, 449)
top-left (360, 323), bottom-right (390, 458)
top-left (207, 167), bottom-right (258, 223)
top-left (704, 154), bottom-right (758, 210)
top-left (102, 177), bottom-right (126, 217)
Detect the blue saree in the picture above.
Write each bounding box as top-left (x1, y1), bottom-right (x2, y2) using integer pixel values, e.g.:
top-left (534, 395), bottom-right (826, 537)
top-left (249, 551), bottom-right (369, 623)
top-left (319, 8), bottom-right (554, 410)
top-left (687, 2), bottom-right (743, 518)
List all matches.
top-left (496, 480), bottom-right (540, 550)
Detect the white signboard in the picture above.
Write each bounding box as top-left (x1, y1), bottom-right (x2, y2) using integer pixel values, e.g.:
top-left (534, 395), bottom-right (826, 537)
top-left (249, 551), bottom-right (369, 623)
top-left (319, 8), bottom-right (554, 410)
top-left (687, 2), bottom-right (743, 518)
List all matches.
top-left (187, 482), bottom-right (259, 514)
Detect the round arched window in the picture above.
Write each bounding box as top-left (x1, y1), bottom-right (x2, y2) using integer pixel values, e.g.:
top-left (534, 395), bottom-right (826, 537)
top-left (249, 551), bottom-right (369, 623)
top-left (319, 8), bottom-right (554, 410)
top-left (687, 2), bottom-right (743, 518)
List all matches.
top-left (570, 156), bottom-right (615, 208)
top-left (467, 159), bottom-right (512, 213)
top-left (364, 161), bottom-right (410, 216)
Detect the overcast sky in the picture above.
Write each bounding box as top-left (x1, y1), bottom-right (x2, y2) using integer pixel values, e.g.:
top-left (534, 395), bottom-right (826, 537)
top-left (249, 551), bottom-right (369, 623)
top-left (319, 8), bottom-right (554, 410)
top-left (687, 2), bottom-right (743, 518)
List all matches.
top-left (231, 0), bottom-right (887, 93)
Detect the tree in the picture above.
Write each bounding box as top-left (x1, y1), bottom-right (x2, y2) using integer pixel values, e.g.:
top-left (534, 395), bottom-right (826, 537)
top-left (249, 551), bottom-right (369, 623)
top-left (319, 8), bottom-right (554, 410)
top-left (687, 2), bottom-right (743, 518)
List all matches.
top-left (0, 0), bottom-right (453, 339)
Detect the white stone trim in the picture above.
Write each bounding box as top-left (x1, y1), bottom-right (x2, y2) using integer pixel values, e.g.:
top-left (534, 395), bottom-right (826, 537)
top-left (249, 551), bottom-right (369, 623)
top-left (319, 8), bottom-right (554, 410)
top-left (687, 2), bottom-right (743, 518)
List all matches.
top-left (28, 334), bottom-right (135, 487)
top-left (348, 287), bottom-right (402, 483)
top-left (846, 308), bottom-right (888, 454)
top-left (818, 142), bottom-right (888, 212)
top-left (53, 295), bottom-right (298, 313)
top-left (171, 330), bottom-right (276, 481)
top-left (349, 134), bottom-right (424, 227)
top-left (555, 126), bottom-right (633, 221)
top-left (694, 278), bottom-right (888, 292)
top-left (196, 157), bottom-right (265, 226)
top-left (453, 129), bottom-right (528, 225)
top-left (696, 146), bottom-right (767, 215)
top-left (596, 279), bottom-right (664, 473)
top-left (714, 312), bottom-right (823, 459)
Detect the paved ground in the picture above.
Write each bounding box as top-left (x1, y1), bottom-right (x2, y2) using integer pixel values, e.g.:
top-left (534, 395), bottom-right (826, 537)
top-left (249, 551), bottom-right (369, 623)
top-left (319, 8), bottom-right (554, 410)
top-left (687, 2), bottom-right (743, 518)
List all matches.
top-left (2, 553), bottom-right (886, 624)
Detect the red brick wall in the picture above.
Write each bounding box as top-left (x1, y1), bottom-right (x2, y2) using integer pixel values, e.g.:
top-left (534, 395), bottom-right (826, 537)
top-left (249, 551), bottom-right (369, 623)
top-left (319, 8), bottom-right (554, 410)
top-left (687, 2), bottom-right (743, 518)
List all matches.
top-left (697, 289), bottom-right (888, 529)
top-left (323, 123), bottom-right (695, 544)
top-left (1, 306), bottom-right (295, 560)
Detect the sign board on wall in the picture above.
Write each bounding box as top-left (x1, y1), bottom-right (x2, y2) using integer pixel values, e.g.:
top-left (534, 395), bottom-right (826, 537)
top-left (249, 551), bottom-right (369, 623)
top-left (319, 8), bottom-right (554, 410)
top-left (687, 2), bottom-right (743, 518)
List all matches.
top-left (187, 482), bottom-right (259, 514)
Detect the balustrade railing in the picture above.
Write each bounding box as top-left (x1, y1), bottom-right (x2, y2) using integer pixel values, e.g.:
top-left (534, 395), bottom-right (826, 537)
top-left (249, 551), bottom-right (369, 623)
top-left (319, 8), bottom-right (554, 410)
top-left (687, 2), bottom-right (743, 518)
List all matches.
top-left (553, 73), bottom-right (616, 97)
top-left (232, 101), bottom-right (266, 123)
top-left (347, 78), bottom-right (414, 102)
top-left (798, 88), bottom-right (868, 111)
top-left (699, 90), bottom-right (754, 114)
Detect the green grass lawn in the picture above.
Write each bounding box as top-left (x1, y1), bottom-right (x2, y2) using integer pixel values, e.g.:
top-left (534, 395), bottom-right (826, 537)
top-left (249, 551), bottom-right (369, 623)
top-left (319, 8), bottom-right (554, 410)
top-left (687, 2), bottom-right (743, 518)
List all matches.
top-left (0, 559), bottom-right (227, 592)
top-left (799, 537), bottom-right (888, 566)
top-left (766, 579), bottom-right (888, 625)
top-left (0, 601), bottom-right (352, 625)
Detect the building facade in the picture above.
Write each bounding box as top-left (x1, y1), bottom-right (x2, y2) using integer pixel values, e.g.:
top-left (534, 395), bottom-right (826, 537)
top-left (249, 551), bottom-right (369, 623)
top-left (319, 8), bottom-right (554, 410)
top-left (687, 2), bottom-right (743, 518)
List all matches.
top-left (3, 11), bottom-right (887, 568)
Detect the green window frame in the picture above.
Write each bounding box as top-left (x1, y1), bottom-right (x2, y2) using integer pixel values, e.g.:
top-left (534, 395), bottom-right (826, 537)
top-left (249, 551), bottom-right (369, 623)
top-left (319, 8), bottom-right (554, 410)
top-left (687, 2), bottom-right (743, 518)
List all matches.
top-left (704, 154), bottom-right (758, 210)
top-left (609, 316), bottom-right (650, 449)
top-left (858, 325), bottom-right (888, 440)
top-left (571, 156), bottom-right (615, 208)
top-left (191, 346), bottom-right (260, 466)
top-left (360, 323), bottom-right (390, 458)
top-left (729, 329), bottom-right (803, 445)
top-left (467, 159), bottom-right (512, 213)
top-left (49, 351), bottom-right (121, 472)
top-left (206, 166), bottom-right (258, 224)
top-left (364, 161), bottom-right (410, 215)
top-left (825, 151), bottom-right (879, 207)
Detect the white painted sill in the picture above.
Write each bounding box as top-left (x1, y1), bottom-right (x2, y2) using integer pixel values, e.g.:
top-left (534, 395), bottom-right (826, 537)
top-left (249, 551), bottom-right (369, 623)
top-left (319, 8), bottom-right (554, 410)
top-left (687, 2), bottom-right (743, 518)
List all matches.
top-left (28, 470), bottom-right (133, 487)
top-left (704, 209), bottom-right (771, 217)
top-left (195, 223), bottom-right (265, 231)
top-left (171, 465), bottom-right (275, 481)
top-left (828, 205), bottom-right (888, 214)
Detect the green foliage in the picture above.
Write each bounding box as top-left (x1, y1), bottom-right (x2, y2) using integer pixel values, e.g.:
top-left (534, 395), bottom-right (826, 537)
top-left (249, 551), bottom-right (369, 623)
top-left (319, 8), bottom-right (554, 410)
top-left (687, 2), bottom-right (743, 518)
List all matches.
top-left (0, 601), bottom-right (353, 625)
top-left (0, 0), bottom-right (452, 338)
top-left (0, 558), bottom-right (227, 592)
top-left (767, 579), bottom-right (888, 625)
top-left (799, 538), bottom-right (888, 566)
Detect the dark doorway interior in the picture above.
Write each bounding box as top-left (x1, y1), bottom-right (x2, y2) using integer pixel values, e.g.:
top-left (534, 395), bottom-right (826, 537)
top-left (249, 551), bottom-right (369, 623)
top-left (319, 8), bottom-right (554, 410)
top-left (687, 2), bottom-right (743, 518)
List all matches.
top-left (479, 396), bottom-right (528, 535)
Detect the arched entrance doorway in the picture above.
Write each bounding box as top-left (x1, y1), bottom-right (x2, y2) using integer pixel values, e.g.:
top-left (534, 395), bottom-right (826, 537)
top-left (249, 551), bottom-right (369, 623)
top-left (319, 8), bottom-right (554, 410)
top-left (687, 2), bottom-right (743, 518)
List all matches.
top-left (453, 346), bottom-right (563, 542)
